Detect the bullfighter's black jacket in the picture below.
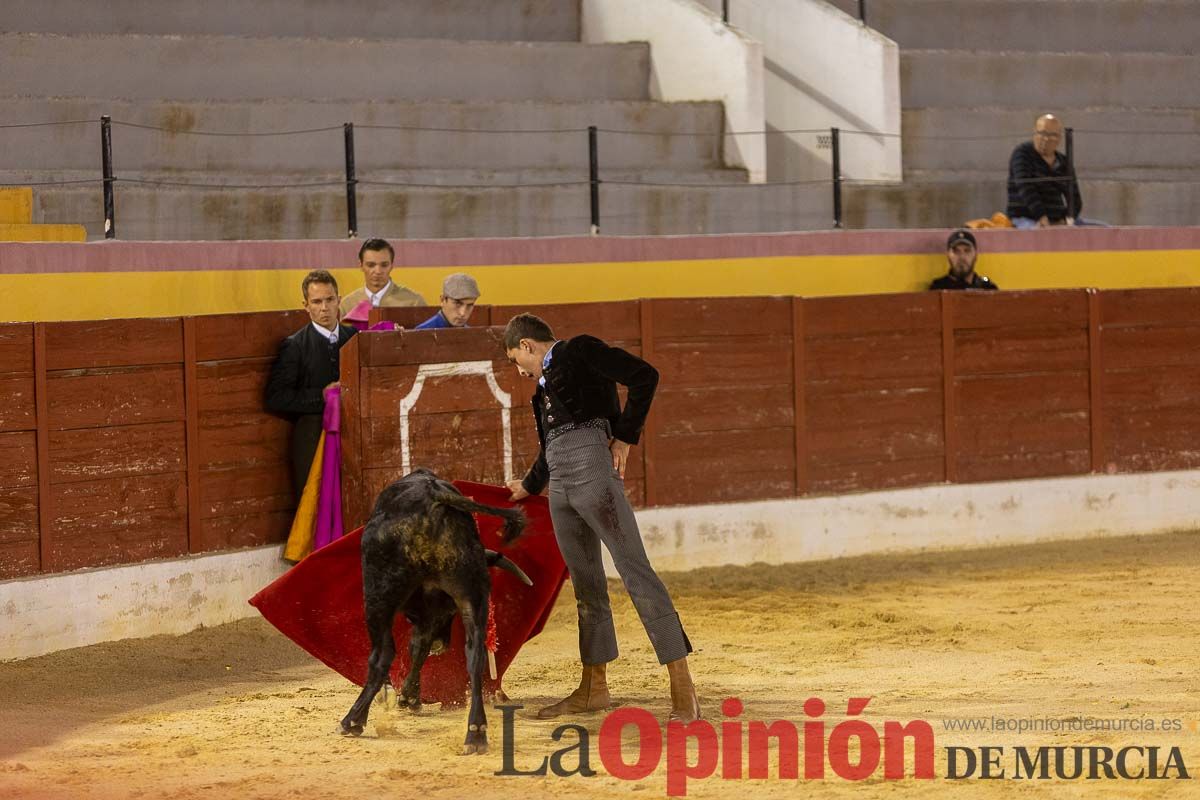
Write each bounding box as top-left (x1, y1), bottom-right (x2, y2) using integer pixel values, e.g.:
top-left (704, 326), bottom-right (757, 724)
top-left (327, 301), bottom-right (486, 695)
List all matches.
top-left (265, 323), bottom-right (357, 416)
top-left (521, 334), bottom-right (659, 495)
top-left (265, 322), bottom-right (357, 496)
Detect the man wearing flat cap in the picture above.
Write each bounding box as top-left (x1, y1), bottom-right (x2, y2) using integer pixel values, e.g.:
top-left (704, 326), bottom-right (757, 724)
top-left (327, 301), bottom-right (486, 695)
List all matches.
top-left (930, 229), bottom-right (998, 291)
top-left (415, 273), bottom-right (482, 329)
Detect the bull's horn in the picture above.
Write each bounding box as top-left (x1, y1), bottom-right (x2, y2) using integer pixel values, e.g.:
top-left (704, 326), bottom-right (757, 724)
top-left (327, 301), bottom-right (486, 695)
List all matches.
top-left (485, 549), bottom-right (533, 587)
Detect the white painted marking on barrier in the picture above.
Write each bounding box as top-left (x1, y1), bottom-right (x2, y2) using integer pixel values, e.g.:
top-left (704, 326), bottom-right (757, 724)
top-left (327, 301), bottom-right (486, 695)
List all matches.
top-left (398, 360), bottom-right (514, 482)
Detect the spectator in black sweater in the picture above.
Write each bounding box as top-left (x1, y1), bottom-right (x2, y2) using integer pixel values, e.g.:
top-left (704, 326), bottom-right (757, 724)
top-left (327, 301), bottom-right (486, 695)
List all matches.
top-left (1006, 114), bottom-right (1101, 228)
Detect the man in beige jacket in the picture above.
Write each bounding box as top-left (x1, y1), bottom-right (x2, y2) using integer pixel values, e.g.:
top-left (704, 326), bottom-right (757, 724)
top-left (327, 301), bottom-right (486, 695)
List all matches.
top-left (338, 238), bottom-right (426, 317)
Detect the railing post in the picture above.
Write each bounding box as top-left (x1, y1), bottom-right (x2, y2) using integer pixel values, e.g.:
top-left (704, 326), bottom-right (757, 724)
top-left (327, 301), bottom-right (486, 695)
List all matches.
top-left (722, 0), bottom-right (730, 24)
top-left (588, 125), bottom-right (600, 236)
top-left (100, 115), bottom-right (115, 239)
top-left (1065, 125), bottom-right (1077, 221)
top-left (343, 122), bottom-right (358, 239)
top-left (831, 126), bottom-right (843, 229)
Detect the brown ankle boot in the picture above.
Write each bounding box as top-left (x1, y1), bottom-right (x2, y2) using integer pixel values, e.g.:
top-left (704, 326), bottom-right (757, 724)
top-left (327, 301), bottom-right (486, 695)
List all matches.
top-left (666, 657), bottom-right (701, 723)
top-left (537, 663), bottom-right (611, 719)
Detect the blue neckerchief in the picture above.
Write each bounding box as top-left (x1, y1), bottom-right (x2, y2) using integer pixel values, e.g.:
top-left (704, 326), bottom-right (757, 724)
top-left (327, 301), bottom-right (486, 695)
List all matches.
top-left (538, 341), bottom-right (561, 387)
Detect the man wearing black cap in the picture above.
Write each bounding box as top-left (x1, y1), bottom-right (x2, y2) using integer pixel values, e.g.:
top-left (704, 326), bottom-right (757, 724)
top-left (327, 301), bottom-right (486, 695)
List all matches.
top-left (930, 229), bottom-right (998, 291)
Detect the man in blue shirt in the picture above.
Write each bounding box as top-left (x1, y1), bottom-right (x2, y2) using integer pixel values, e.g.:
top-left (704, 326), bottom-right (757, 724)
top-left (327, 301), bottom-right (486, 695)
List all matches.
top-left (415, 273), bottom-right (481, 330)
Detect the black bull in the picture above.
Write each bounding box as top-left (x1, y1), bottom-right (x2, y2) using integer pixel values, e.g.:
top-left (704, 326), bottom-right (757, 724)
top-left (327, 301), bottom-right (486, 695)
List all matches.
top-left (339, 468), bottom-right (530, 754)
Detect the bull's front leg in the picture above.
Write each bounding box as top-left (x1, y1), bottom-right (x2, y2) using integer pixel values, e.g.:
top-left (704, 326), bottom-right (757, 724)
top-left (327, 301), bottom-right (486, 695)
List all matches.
top-left (341, 597), bottom-right (401, 736)
top-left (399, 622), bottom-right (437, 713)
top-left (459, 594), bottom-right (490, 755)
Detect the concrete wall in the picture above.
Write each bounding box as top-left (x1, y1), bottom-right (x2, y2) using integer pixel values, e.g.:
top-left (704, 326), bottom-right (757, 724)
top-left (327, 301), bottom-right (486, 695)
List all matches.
top-left (702, 0), bottom-right (901, 182)
top-left (1, 98), bottom-right (727, 175)
top-left (582, 0), bottom-right (767, 183)
top-left (621, 469), bottom-right (1200, 574)
top-left (8, 228), bottom-right (1200, 322)
top-left (0, 0), bottom-right (581, 42)
top-left (1, 545), bottom-right (287, 661)
top-left (901, 50), bottom-right (1200, 109)
top-left (0, 33), bottom-right (649, 102)
top-left (823, 0), bottom-right (1198, 54)
top-left (6, 468), bottom-right (1199, 660)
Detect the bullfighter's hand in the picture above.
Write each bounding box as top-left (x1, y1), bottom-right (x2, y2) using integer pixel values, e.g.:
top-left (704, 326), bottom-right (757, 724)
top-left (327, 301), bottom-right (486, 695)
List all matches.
top-left (610, 439), bottom-right (630, 479)
top-left (507, 480), bottom-right (530, 502)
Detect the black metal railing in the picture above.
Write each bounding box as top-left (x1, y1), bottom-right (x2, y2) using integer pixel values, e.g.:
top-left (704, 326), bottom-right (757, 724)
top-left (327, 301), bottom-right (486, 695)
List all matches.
top-left (1, 116), bottom-right (1197, 236)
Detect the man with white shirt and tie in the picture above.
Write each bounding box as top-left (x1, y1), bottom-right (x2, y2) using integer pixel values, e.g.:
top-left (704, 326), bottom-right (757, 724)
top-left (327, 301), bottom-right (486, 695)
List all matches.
top-left (266, 270), bottom-right (358, 501)
top-left (338, 238), bottom-right (426, 318)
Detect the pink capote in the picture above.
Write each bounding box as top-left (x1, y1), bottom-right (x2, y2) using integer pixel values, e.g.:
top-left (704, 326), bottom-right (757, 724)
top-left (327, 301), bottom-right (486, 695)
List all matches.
top-left (313, 385), bottom-right (342, 550)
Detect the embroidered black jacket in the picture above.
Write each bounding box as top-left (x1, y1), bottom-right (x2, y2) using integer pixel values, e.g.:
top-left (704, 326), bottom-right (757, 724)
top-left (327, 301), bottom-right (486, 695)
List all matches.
top-left (521, 335), bottom-right (659, 495)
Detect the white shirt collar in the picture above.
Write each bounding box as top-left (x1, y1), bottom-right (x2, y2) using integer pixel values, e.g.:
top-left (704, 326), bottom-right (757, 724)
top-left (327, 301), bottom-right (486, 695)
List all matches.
top-left (311, 321), bottom-right (339, 343)
top-left (366, 281), bottom-right (393, 307)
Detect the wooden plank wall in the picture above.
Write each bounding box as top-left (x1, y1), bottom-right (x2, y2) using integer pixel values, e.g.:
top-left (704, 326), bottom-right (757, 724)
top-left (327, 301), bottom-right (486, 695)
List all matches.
top-left (192, 310), bottom-right (308, 551)
top-left (950, 290), bottom-right (1092, 482)
top-left (40, 318), bottom-right (189, 571)
top-left (648, 297), bottom-right (796, 506)
top-left (803, 293), bottom-right (946, 494)
top-left (10, 288), bottom-right (1200, 578)
top-left (341, 325), bottom-right (518, 526)
top-left (0, 323), bottom-right (38, 578)
top-left (1100, 287), bottom-right (1200, 472)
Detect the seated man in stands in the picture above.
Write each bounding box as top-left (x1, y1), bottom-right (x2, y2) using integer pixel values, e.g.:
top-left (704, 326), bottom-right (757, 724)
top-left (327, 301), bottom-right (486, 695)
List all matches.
top-left (339, 237), bottom-right (426, 317)
top-left (415, 273), bottom-right (481, 330)
top-left (930, 229), bottom-right (998, 291)
top-left (1006, 114), bottom-right (1088, 229)
top-left (266, 270), bottom-right (357, 501)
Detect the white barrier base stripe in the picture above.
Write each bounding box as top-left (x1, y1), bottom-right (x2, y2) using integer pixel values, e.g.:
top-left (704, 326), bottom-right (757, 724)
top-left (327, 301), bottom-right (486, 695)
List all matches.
top-left (6, 468), bottom-right (1200, 662)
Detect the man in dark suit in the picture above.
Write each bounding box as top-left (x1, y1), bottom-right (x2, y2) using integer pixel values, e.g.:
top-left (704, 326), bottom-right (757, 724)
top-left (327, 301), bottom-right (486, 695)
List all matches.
top-left (503, 313), bottom-right (701, 724)
top-left (266, 269), bottom-right (357, 500)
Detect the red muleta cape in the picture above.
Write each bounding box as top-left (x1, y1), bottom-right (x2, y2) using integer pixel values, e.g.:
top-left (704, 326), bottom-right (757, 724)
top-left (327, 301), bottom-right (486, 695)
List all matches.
top-left (249, 481), bottom-right (565, 704)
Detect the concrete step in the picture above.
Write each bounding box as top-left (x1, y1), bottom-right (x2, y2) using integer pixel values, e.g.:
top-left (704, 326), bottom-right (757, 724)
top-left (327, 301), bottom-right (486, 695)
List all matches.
top-left (826, 0), bottom-right (1198, 54)
top-left (902, 108), bottom-right (1200, 172)
top-left (0, 221), bottom-right (85, 241)
top-left (0, 97), bottom-right (727, 174)
top-left (0, 33), bottom-right (650, 102)
top-left (0, 0), bottom-right (580, 42)
top-left (0, 187), bottom-right (33, 224)
top-left (902, 166), bottom-right (1200, 183)
top-left (901, 50), bottom-right (1200, 109)
top-left (1, 166), bottom-right (749, 188)
top-left (32, 183), bottom-right (833, 240)
top-left (842, 177), bottom-right (1200, 229)
top-left (0, 222), bottom-right (86, 242)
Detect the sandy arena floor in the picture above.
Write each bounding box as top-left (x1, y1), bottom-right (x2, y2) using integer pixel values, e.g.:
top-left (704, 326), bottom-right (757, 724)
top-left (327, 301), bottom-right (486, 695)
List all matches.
top-left (1, 531), bottom-right (1198, 799)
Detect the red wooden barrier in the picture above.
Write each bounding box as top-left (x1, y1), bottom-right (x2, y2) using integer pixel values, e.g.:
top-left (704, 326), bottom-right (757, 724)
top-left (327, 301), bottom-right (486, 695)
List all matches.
top-left (8, 288), bottom-right (1200, 579)
top-left (0, 323), bottom-right (37, 579)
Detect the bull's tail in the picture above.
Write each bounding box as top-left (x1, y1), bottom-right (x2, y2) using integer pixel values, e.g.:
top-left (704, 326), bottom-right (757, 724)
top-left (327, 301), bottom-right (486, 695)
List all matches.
top-left (432, 491), bottom-right (526, 544)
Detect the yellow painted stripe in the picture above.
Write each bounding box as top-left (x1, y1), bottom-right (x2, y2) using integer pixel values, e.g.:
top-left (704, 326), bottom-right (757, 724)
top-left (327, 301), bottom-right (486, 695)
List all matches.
top-left (0, 223), bottom-right (87, 243)
top-left (0, 188), bottom-right (33, 225)
top-left (4, 249), bottom-right (1200, 322)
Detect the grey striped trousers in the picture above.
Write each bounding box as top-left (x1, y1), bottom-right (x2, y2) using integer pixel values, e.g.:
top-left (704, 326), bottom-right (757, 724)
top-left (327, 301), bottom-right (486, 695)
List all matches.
top-left (545, 424), bottom-right (692, 665)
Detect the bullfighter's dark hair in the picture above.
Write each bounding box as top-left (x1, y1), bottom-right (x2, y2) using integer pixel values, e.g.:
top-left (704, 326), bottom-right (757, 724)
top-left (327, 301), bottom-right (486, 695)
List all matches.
top-left (357, 237), bottom-right (394, 263)
top-left (503, 313), bottom-right (556, 350)
top-left (301, 269), bottom-right (338, 300)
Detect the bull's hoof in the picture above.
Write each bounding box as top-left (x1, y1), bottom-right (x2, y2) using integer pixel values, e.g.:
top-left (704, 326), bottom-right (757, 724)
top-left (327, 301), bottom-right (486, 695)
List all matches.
top-left (340, 720), bottom-right (364, 737)
top-left (462, 724), bottom-right (488, 755)
top-left (401, 694), bottom-right (422, 714)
